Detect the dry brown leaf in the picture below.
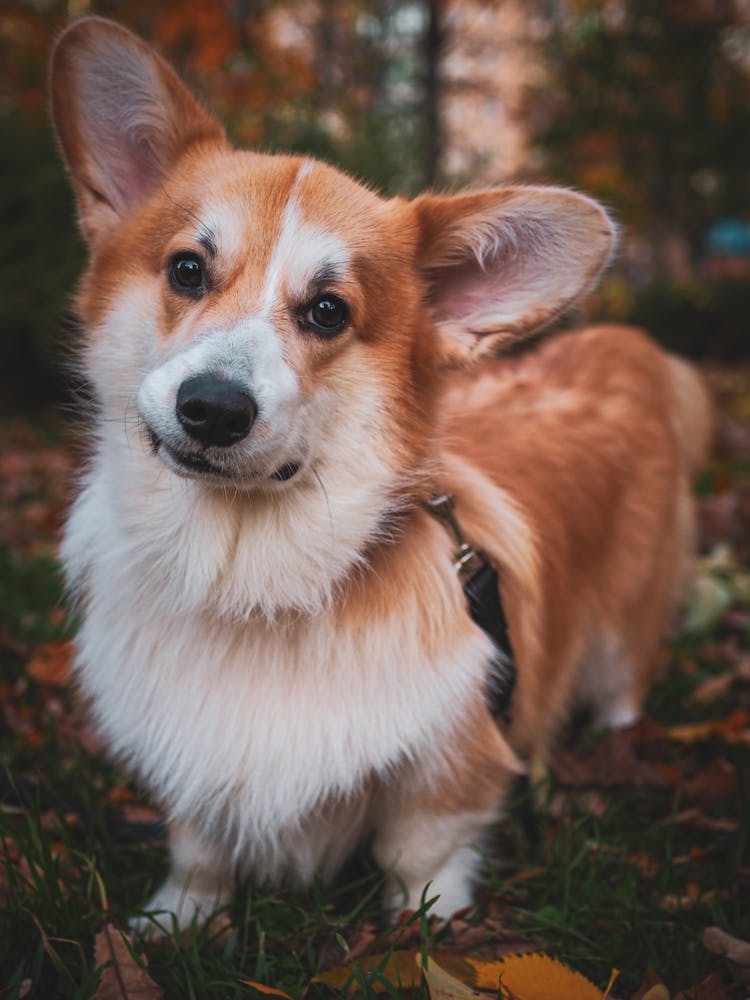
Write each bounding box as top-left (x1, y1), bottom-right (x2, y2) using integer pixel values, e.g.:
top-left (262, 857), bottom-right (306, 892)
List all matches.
top-left (119, 805), bottom-right (164, 826)
top-left (702, 926), bottom-right (750, 966)
top-left (668, 808), bottom-right (739, 834)
top-left (665, 710), bottom-right (750, 745)
top-left (689, 673), bottom-right (736, 705)
top-left (551, 729), bottom-right (669, 790)
top-left (630, 972), bottom-right (671, 1000)
top-left (659, 884), bottom-right (721, 913)
top-left (673, 972), bottom-right (735, 1000)
top-left (683, 759), bottom-right (739, 810)
top-left (313, 949), bottom-right (422, 992)
top-left (342, 923), bottom-right (379, 961)
top-left (93, 923), bottom-right (163, 1000)
top-left (26, 640), bottom-right (74, 688)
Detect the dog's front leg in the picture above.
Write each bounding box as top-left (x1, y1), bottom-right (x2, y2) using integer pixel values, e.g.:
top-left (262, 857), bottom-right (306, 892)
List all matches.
top-left (372, 710), bottom-right (518, 919)
top-left (131, 820), bottom-right (234, 937)
top-left (372, 801), bottom-right (501, 918)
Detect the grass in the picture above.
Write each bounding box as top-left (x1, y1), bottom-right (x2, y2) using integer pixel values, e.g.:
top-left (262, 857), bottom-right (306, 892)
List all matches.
top-left (1, 411), bottom-right (749, 999)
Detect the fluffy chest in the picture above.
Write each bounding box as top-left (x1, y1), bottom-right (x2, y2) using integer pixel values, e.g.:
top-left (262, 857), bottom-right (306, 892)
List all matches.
top-left (75, 577), bottom-right (490, 853)
top-left (64, 450), bottom-right (492, 854)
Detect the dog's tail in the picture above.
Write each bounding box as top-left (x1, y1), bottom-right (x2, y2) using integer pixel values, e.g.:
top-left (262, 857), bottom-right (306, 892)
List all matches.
top-left (667, 354), bottom-right (713, 477)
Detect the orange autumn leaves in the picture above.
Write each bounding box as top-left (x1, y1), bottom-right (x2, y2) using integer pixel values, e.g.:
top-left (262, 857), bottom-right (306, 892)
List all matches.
top-left (315, 950), bottom-right (615, 999)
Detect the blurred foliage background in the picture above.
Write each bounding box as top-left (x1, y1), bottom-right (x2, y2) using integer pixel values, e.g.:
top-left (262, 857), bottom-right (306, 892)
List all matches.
top-left (1, 0), bottom-right (749, 411)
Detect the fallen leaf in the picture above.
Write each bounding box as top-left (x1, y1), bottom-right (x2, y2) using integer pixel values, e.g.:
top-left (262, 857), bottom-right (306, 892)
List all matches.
top-left (659, 885), bottom-right (721, 913)
top-left (93, 923), bottom-right (163, 999)
top-left (26, 640), bottom-right (74, 688)
top-left (315, 950), bottom-right (611, 999)
top-left (551, 729), bottom-right (669, 790)
top-left (673, 972), bottom-right (735, 1000)
top-left (665, 710), bottom-right (750, 745)
top-left (689, 673), bottom-right (736, 705)
top-left (470, 953), bottom-right (609, 999)
top-left (237, 982), bottom-right (295, 998)
top-left (630, 972), bottom-right (672, 1000)
top-left (641, 987), bottom-right (671, 1000)
top-left (702, 926), bottom-right (750, 965)
top-left (682, 759), bottom-right (738, 809)
top-left (418, 954), bottom-right (487, 999)
top-left (669, 809), bottom-right (739, 834)
top-left (119, 805), bottom-right (164, 826)
top-left (314, 949), bottom-right (422, 992)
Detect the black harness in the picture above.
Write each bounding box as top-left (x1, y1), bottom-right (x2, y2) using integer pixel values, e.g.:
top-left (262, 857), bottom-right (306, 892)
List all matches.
top-left (425, 494), bottom-right (516, 724)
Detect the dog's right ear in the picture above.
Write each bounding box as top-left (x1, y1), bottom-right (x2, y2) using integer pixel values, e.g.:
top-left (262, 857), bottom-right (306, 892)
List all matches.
top-left (413, 186), bottom-right (616, 366)
top-left (50, 17), bottom-right (226, 244)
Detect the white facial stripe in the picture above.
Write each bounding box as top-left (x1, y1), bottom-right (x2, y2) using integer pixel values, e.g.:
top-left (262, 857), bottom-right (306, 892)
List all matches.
top-left (261, 190), bottom-right (301, 316)
top-left (197, 200), bottom-right (247, 262)
top-left (284, 226), bottom-right (351, 302)
top-left (260, 161), bottom-right (352, 316)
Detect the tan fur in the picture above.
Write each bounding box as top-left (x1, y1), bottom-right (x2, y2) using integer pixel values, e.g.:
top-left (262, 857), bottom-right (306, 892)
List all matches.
top-left (440, 325), bottom-right (711, 755)
top-left (51, 17), bottom-right (712, 922)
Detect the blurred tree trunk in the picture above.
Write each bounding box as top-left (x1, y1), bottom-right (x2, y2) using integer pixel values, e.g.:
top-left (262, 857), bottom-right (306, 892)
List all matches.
top-left (423, 0), bottom-right (444, 187)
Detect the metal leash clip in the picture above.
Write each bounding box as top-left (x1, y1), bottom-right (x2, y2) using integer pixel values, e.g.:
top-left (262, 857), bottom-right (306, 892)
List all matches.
top-left (424, 492), bottom-right (516, 725)
top-left (424, 493), bottom-right (484, 580)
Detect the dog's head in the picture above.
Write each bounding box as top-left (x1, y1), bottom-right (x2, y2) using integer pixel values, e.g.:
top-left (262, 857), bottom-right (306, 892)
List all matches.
top-left (51, 18), bottom-right (615, 493)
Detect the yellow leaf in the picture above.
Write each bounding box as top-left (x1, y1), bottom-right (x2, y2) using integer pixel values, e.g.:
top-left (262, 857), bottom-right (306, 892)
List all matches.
top-left (314, 950), bottom-right (611, 999)
top-left (641, 986), bottom-right (670, 1000)
top-left (418, 954), bottom-right (487, 999)
top-left (470, 953), bottom-right (606, 999)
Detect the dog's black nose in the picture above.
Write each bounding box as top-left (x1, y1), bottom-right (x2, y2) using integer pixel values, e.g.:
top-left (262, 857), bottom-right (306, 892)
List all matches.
top-left (176, 375), bottom-right (256, 447)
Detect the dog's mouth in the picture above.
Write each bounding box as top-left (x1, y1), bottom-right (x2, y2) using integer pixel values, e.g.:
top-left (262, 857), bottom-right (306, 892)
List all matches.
top-left (147, 430), bottom-right (301, 484)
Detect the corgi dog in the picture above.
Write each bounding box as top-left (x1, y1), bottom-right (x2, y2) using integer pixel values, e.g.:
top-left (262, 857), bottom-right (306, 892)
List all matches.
top-left (51, 17), bottom-right (711, 931)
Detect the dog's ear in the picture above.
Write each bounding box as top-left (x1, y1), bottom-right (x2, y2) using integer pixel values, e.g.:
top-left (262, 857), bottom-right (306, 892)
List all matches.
top-left (413, 187), bottom-right (615, 365)
top-left (50, 17), bottom-right (226, 244)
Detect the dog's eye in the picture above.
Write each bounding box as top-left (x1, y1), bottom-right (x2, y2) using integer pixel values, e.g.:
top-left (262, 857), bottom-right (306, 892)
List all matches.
top-left (169, 252), bottom-right (205, 293)
top-left (303, 294), bottom-right (349, 336)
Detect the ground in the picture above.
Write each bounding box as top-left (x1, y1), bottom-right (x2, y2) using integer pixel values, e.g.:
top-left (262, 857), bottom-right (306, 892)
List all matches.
top-left (0, 365), bottom-right (749, 999)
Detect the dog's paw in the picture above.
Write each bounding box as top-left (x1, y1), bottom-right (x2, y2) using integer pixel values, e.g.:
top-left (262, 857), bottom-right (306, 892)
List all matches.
top-left (593, 699), bottom-right (641, 731)
top-left (383, 870), bottom-right (474, 922)
top-left (129, 878), bottom-right (231, 939)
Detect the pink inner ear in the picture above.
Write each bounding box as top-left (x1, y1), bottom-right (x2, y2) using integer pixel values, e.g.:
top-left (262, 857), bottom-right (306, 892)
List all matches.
top-left (68, 32), bottom-right (191, 215)
top-left (91, 130), bottom-right (165, 212)
top-left (426, 244), bottom-right (526, 328)
top-left (427, 259), bottom-right (494, 321)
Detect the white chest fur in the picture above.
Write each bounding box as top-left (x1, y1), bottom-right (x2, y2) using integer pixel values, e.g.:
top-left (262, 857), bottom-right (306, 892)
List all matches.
top-left (63, 440), bottom-right (492, 881)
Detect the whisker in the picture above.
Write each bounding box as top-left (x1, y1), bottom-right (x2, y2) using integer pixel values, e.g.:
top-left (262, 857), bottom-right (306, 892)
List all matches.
top-left (312, 466), bottom-right (335, 549)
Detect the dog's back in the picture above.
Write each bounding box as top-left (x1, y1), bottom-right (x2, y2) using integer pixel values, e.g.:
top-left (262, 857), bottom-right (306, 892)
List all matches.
top-left (441, 325), bottom-right (712, 752)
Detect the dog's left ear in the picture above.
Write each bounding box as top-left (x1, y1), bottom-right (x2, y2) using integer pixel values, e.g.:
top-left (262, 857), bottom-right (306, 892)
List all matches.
top-left (51, 17), bottom-right (226, 245)
top-left (413, 187), bottom-right (616, 365)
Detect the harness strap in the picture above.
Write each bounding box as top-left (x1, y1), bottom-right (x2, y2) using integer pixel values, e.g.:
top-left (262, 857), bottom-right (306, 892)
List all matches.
top-left (424, 494), bottom-right (517, 724)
